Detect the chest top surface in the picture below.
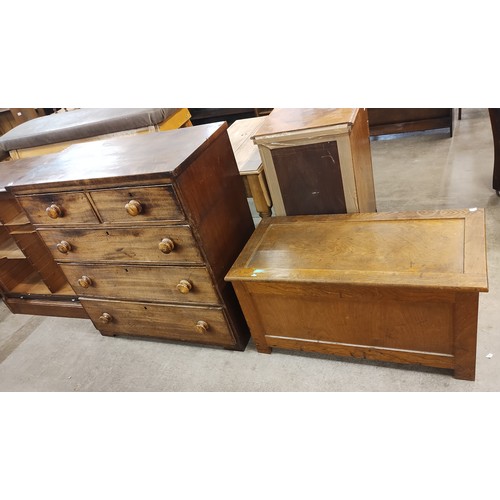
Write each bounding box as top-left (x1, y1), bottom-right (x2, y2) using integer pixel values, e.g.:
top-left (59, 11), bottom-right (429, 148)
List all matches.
top-left (1, 121), bottom-right (226, 192)
top-left (252, 108), bottom-right (358, 143)
top-left (226, 209), bottom-right (488, 291)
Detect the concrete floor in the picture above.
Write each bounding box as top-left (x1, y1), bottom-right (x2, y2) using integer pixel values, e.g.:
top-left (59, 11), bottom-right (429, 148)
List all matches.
top-left (1, 107), bottom-right (499, 391)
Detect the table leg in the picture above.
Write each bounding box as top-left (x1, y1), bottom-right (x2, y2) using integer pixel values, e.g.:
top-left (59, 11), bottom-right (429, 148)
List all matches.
top-left (246, 173), bottom-right (272, 218)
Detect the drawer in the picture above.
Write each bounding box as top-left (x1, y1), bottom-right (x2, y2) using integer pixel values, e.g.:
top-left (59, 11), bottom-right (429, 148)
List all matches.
top-left (38, 225), bottom-right (203, 264)
top-left (80, 297), bottom-right (235, 347)
top-left (89, 185), bottom-right (185, 223)
top-left (60, 263), bottom-right (220, 305)
top-left (16, 192), bottom-right (99, 226)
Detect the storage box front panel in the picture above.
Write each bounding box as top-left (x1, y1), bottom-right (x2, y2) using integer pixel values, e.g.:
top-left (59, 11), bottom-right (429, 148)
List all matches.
top-left (270, 140), bottom-right (347, 215)
top-left (245, 282), bottom-right (455, 355)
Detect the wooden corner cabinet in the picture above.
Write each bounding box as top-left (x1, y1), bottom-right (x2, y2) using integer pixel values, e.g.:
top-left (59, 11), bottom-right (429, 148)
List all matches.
top-left (3, 122), bottom-right (254, 350)
top-left (252, 108), bottom-right (376, 216)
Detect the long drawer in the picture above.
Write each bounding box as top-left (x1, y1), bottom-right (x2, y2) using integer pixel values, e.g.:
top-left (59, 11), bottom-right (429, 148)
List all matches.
top-left (80, 297), bottom-right (235, 346)
top-left (60, 263), bottom-right (220, 305)
top-left (38, 225), bottom-right (203, 264)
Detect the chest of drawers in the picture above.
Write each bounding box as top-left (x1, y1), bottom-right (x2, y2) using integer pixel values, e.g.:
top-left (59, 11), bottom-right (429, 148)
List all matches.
top-left (7, 122), bottom-right (254, 350)
top-left (226, 209), bottom-right (489, 379)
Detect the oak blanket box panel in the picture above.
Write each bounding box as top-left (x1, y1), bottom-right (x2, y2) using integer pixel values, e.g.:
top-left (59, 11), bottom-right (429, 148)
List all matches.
top-left (7, 121), bottom-right (254, 350)
top-left (225, 209), bottom-right (488, 380)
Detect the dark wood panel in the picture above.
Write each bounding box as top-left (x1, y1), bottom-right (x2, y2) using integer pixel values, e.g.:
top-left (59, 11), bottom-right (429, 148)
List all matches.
top-left (368, 108), bottom-right (453, 137)
top-left (271, 140), bottom-right (346, 215)
top-left (175, 129), bottom-right (255, 285)
top-left (488, 109), bottom-right (500, 193)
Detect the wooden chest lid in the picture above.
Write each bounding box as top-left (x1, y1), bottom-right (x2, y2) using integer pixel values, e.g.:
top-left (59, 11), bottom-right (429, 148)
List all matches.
top-left (226, 209), bottom-right (489, 292)
top-left (252, 108), bottom-right (358, 143)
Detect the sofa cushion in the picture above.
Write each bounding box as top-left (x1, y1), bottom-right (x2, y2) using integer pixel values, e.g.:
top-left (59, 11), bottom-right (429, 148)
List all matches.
top-left (0, 108), bottom-right (179, 152)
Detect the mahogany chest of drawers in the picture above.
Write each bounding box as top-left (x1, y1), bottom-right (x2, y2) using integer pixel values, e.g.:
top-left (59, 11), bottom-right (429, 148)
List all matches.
top-left (226, 209), bottom-right (489, 379)
top-left (7, 122), bottom-right (254, 350)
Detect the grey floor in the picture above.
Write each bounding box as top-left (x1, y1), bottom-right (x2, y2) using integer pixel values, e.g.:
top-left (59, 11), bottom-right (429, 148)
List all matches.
top-left (1, 108), bottom-right (499, 391)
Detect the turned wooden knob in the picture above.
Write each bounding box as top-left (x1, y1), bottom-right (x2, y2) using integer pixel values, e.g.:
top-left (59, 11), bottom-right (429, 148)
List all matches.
top-left (158, 238), bottom-right (175, 254)
top-left (125, 199), bottom-right (142, 216)
top-left (195, 320), bottom-right (209, 334)
top-left (46, 204), bottom-right (63, 219)
top-left (56, 240), bottom-right (72, 253)
top-left (77, 276), bottom-right (92, 288)
top-left (176, 279), bottom-right (192, 294)
top-left (100, 312), bottom-right (112, 324)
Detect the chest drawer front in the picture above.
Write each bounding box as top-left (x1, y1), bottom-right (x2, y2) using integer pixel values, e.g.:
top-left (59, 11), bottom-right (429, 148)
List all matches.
top-left (16, 192), bottom-right (99, 226)
top-left (38, 225), bottom-right (203, 264)
top-left (80, 298), bottom-right (235, 346)
top-left (60, 263), bottom-right (220, 304)
top-left (89, 185), bottom-right (185, 223)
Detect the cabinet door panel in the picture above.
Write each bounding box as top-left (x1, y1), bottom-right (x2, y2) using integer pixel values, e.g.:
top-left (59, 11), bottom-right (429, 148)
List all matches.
top-left (271, 140), bottom-right (347, 215)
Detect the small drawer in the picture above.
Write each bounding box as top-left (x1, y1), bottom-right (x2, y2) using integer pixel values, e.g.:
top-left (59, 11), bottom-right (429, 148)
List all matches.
top-left (38, 225), bottom-right (203, 264)
top-left (16, 192), bottom-right (99, 226)
top-left (60, 263), bottom-right (220, 305)
top-left (80, 297), bottom-right (236, 347)
top-left (90, 185), bottom-right (185, 223)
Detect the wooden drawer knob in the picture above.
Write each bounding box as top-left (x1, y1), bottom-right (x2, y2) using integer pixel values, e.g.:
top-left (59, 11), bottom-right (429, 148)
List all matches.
top-left (56, 240), bottom-right (72, 254)
top-left (195, 320), bottom-right (209, 334)
top-left (100, 312), bottom-right (113, 324)
top-left (176, 279), bottom-right (192, 294)
top-left (158, 238), bottom-right (175, 254)
top-left (46, 204), bottom-right (63, 219)
top-left (77, 276), bottom-right (92, 288)
top-left (125, 199), bottom-right (142, 216)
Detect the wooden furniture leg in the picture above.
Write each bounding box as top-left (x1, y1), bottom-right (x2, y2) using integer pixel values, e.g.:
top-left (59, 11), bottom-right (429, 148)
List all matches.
top-left (488, 109), bottom-right (500, 196)
top-left (246, 173), bottom-right (272, 217)
top-left (231, 282), bottom-right (272, 353)
top-left (453, 293), bottom-right (479, 381)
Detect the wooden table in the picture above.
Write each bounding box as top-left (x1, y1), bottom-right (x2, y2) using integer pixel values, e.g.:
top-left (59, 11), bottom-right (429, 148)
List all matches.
top-left (252, 108), bottom-right (376, 216)
top-left (226, 209), bottom-right (489, 380)
top-left (228, 117), bottom-right (272, 217)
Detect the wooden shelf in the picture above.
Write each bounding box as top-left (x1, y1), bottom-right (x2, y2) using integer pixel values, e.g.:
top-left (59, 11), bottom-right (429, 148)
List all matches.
top-left (8, 271), bottom-right (75, 297)
top-left (0, 238), bottom-right (26, 259)
top-left (4, 211), bottom-right (30, 228)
